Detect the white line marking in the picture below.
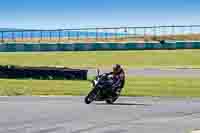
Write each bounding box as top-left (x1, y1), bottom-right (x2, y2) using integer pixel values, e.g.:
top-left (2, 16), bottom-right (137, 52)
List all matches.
top-left (191, 130), bottom-right (200, 133)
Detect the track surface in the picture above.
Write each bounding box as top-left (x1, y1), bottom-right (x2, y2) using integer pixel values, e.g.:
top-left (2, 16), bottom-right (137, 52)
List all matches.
top-left (88, 68), bottom-right (200, 77)
top-left (0, 96), bottom-right (200, 133)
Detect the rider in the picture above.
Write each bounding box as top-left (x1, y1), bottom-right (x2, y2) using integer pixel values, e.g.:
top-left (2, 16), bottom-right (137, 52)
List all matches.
top-left (107, 64), bottom-right (125, 96)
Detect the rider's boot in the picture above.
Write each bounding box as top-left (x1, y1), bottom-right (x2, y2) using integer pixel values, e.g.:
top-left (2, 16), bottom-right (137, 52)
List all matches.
top-left (112, 87), bottom-right (121, 98)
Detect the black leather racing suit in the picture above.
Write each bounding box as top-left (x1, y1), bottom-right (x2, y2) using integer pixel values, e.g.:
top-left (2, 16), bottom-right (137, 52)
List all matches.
top-left (107, 69), bottom-right (125, 94)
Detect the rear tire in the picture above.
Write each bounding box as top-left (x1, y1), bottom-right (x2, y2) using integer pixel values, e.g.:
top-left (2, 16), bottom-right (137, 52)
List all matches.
top-left (106, 96), bottom-right (119, 104)
top-left (106, 99), bottom-right (114, 104)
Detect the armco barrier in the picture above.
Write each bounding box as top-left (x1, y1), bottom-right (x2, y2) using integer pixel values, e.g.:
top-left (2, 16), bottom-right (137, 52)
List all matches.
top-left (0, 41), bottom-right (200, 52)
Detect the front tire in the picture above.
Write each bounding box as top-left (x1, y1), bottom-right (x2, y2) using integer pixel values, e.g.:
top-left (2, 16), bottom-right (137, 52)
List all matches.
top-left (84, 88), bottom-right (98, 104)
top-left (85, 96), bottom-right (93, 104)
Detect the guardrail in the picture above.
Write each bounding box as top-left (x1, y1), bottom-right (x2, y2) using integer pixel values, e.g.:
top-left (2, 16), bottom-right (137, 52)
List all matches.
top-left (1, 25), bottom-right (200, 43)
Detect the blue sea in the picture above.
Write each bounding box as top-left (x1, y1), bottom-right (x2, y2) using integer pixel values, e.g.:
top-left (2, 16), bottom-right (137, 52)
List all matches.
top-left (0, 30), bottom-right (129, 39)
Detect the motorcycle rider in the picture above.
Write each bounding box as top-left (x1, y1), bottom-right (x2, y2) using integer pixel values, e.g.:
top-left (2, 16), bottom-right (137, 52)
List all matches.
top-left (107, 64), bottom-right (125, 96)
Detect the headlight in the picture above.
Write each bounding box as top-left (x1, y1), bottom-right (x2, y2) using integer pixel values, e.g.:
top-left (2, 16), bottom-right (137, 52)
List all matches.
top-left (91, 80), bottom-right (97, 87)
top-left (90, 83), bottom-right (93, 87)
top-left (94, 80), bottom-right (98, 85)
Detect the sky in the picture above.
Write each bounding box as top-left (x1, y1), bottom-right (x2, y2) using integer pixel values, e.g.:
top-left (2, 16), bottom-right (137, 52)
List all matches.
top-left (0, 0), bottom-right (200, 29)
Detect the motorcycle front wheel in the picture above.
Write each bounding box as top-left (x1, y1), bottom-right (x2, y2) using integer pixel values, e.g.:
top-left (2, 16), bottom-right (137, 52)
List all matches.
top-left (84, 88), bottom-right (99, 104)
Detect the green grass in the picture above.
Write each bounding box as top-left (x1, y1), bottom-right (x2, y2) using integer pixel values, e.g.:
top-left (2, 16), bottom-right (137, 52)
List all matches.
top-left (0, 77), bottom-right (200, 97)
top-left (0, 50), bottom-right (200, 97)
top-left (0, 79), bottom-right (90, 96)
top-left (0, 50), bottom-right (200, 68)
top-left (124, 77), bottom-right (200, 97)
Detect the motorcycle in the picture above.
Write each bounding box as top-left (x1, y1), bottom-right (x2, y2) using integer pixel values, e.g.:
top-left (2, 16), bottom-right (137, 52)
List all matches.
top-left (85, 69), bottom-right (121, 104)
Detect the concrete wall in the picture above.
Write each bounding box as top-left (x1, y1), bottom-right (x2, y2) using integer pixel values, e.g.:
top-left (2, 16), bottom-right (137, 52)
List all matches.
top-left (0, 41), bottom-right (200, 52)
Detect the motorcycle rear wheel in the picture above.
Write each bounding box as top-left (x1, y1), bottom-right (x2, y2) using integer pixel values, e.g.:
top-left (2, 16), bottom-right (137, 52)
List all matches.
top-left (106, 96), bottom-right (119, 104)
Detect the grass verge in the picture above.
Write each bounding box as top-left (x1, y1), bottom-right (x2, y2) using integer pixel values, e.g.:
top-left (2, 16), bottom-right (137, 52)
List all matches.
top-left (0, 77), bottom-right (200, 97)
top-left (0, 50), bottom-right (200, 69)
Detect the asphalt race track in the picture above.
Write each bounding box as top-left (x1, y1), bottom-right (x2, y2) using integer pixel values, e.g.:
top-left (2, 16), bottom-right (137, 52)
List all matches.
top-left (0, 96), bottom-right (200, 133)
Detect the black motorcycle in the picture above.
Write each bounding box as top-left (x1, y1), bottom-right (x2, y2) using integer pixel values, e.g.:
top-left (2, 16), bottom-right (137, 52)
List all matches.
top-left (85, 69), bottom-right (121, 104)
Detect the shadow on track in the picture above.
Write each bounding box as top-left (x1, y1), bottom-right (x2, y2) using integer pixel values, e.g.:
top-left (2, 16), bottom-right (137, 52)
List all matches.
top-left (95, 102), bottom-right (151, 106)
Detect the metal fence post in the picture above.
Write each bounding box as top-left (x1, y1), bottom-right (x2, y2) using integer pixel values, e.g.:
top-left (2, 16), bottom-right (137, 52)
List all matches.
top-left (30, 31), bottom-right (33, 41)
top-left (86, 30), bottom-right (89, 40)
top-left (190, 26), bottom-right (193, 34)
top-left (125, 27), bottom-right (128, 41)
top-left (182, 26), bottom-right (185, 35)
top-left (21, 31), bottom-right (24, 41)
top-left (49, 31), bottom-right (52, 41)
top-left (58, 30), bottom-right (61, 43)
top-left (171, 26), bottom-right (175, 40)
top-left (40, 31), bottom-right (43, 43)
top-left (115, 28), bottom-right (118, 41)
top-left (190, 26), bottom-right (194, 40)
top-left (76, 30), bottom-right (79, 41)
top-left (105, 29), bottom-right (108, 41)
top-left (68, 30), bottom-right (70, 40)
top-left (134, 27), bottom-right (137, 36)
top-left (96, 28), bottom-right (98, 41)
top-left (144, 28), bottom-right (146, 40)
top-left (1, 32), bottom-right (3, 43)
top-left (12, 32), bottom-right (15, 42)
top-left (153, 26), bottom-right (157, 41)
top-left (171, 25), bottom-right (175, 35)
